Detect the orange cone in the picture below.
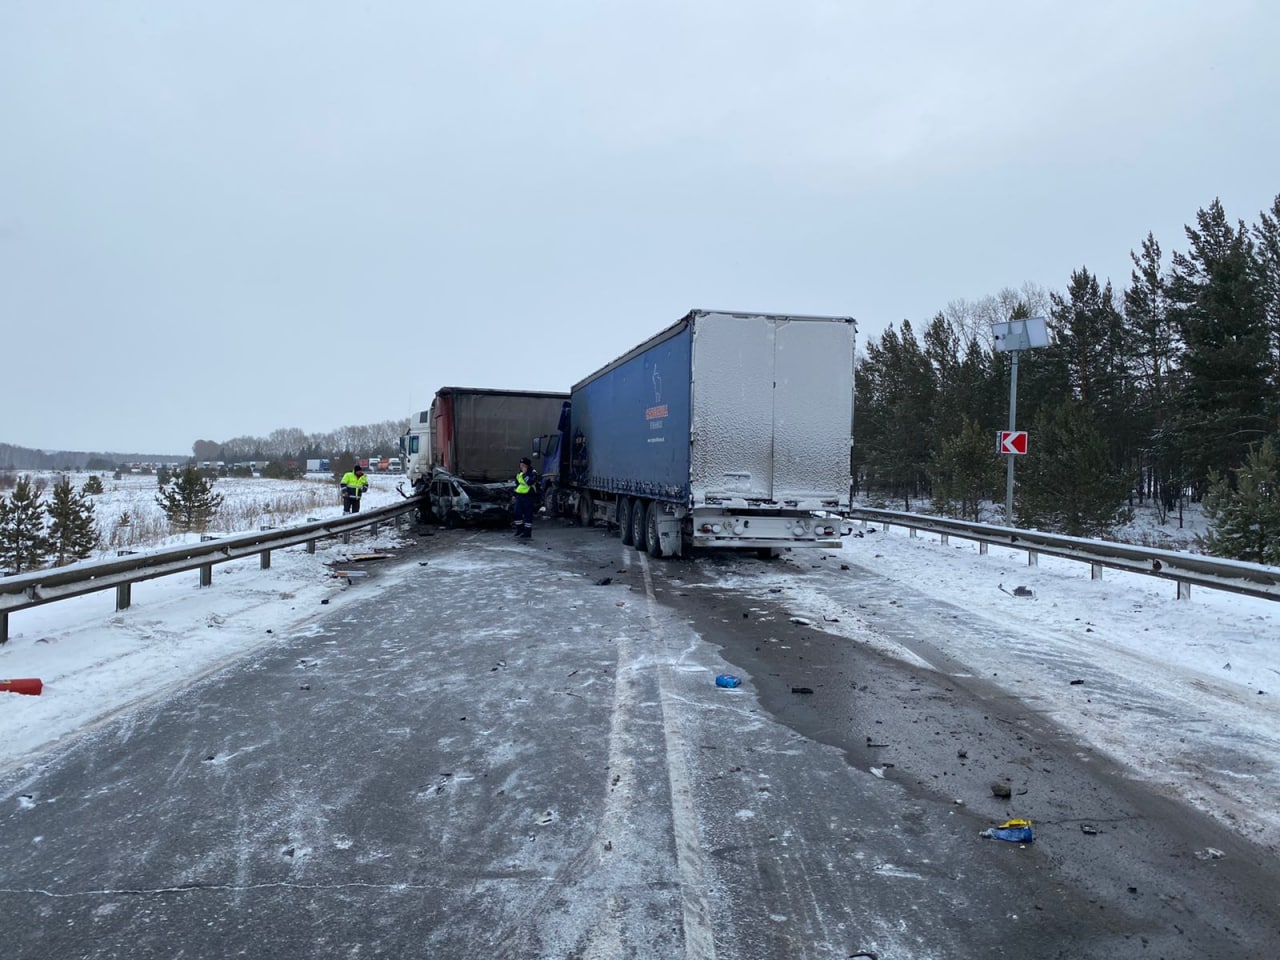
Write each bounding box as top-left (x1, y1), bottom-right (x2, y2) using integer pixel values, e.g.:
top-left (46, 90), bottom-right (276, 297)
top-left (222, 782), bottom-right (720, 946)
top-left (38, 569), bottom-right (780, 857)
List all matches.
top-left (0, 678), bottom-right (43, 696)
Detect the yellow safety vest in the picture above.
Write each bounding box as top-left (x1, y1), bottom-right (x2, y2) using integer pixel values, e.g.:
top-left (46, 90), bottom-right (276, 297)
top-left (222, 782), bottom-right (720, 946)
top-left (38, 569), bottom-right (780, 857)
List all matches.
top-left (515, 471), bottom-right (533, 495)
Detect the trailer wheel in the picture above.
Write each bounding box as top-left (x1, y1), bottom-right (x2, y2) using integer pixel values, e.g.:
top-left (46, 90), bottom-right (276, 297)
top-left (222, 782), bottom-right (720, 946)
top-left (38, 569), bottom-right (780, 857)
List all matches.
top-left (618, 498), bottom-right (634, 545)
top-left (646, 506), bottom-right (663, 558)
top-left (577, 492), bottom-right (594, 527)
top-left (542, 485), bottom-right (557, 517)
top-left (631, 499), bottom-right (648, 552)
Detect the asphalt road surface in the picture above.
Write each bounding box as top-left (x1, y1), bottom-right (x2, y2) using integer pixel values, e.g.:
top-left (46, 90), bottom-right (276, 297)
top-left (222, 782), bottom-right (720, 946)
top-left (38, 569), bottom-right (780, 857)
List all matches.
top-left (2, 518), bottom-right (1277, 959)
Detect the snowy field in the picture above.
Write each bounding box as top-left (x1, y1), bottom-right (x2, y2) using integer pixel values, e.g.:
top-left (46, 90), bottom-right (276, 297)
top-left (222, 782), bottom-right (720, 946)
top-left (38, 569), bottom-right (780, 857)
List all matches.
top-left (1, 472), bottom-right (410, 763)
top-left (3, 477), bottom-right (1278, 855)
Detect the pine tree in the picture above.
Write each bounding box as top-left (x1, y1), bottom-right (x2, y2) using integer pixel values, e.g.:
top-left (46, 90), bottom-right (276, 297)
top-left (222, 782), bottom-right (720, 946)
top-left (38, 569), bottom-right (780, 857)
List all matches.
top-left (1252, 195), bottom-right (1280, 404)
top-left (48, 475), bottom-right (100, 566)
top-left (1198, 437), bottom-right (1280, 563)
top-left (1123, 232), bottom-right (1184, 519)
top-left (0, 475), bottom-right (52, 573)
top-left (156, 465), bottom-right (225, 532)
top-left (928, 419), bottom-right (1001, 521)
top-left (1017, 401), bottom-right (1131, 537)
top-left (83, 474), bottom-right (105, 495)
top-left (1168, 199), bottom-right (1271, 486)
top-left (1049, 268), bottom-right (1140, 487)
top-left (853, 321), bottom-right (936, 506)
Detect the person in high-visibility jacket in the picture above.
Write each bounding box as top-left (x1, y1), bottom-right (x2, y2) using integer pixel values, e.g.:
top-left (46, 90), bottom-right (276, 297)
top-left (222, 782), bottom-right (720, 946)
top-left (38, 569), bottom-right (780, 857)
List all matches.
top-left (340, 465), bottom-right (368, 514)
top-left (513, 457), bottom-right (538, 539)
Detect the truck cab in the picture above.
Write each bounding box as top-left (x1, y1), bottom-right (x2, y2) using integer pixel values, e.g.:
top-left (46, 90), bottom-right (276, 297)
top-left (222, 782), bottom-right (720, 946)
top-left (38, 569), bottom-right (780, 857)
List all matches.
top-left (400, 409), bottom-right (433, 492)
top-left (531, 400), bottom-right (572, 516)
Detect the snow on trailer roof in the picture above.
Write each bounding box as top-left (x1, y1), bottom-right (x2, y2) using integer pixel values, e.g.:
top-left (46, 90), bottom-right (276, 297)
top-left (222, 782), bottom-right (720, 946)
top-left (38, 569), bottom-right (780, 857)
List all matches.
top-left (572, 308), bottom-right (858, 391)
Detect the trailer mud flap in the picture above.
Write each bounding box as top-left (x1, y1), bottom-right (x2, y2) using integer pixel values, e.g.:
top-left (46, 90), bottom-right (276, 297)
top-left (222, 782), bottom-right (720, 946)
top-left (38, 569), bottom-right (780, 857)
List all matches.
top-left (654, 513), bottom-right (682, 557)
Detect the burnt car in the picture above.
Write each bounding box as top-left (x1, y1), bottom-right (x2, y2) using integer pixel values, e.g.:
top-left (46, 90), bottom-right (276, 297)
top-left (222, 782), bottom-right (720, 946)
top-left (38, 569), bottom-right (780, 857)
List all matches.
top-left (424, 468), bottom-right (512, 528)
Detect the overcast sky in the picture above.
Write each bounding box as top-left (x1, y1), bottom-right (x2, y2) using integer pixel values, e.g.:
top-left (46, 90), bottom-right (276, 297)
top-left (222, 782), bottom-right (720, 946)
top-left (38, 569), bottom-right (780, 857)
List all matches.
top-left (3, 1), bottom-right (1277, 455)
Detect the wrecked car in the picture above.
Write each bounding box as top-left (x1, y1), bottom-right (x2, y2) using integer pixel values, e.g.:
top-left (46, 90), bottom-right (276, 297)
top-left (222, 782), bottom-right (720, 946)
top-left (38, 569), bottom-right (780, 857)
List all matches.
top-left (420, 468), bottom-right (512, 528)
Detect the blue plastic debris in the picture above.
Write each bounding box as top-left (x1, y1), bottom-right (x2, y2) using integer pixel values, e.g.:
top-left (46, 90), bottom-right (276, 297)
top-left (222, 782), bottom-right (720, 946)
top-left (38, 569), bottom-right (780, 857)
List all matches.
top-left (715, 674), bottom-right (742, 688)
top-left (980, 819), bottom-right (1034, 843)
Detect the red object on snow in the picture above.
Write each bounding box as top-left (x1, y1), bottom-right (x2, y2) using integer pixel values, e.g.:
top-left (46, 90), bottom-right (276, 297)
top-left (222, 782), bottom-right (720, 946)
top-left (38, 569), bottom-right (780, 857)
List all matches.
top-left (0, 678), bottom-right (43, 696)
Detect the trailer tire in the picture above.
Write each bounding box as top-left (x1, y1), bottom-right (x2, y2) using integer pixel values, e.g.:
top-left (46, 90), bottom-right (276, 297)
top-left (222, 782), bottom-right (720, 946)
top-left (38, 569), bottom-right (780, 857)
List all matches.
top-left (542, 485), bottom-right (557, 517)
top-left (619, 498), bottom-right (634, 545)
top-left (578, 492), bottom-right (594, 527)
top-left (631, 499), bottom-right (648, 552)
top-left (646, 506), bottom-right (663, 558)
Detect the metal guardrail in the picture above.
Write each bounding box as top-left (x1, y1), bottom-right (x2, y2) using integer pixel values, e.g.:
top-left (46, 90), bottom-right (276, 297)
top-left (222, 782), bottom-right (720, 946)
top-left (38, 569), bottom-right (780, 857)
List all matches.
top-left (846, 506), bottom-right (1280, 602)
top-left (0, 500), bottom-right (419, 643)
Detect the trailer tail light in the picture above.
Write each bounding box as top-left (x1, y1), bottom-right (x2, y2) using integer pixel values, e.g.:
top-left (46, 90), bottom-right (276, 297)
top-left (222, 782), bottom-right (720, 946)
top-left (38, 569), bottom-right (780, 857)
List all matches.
top-left (700, 524), bottom-right (713, 533)
top-left (819, 525), bottom-right (835, 536)
top-left (699, 523), bottom-right (724, 534)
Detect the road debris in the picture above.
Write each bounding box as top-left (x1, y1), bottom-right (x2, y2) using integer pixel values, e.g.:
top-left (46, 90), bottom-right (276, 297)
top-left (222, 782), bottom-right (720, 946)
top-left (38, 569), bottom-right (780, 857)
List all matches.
top-left (980, 818), bottom-right (1034, 842)
top-left (0, 678), bottom-right (43, 696)
top-left (999, 583), bottom-right (1035, 598)
top-left (715, 674), bottom-right (742, 688)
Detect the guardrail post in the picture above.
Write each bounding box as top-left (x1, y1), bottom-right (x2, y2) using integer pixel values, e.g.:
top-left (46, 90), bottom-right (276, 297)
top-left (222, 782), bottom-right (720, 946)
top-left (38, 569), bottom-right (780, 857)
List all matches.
top-left (306, 539), bottom-right (316, 554)
top-left (116, 583), bottom-right (131, 611)
top-left (200, 564), bottom-right (213, 588)
top-left (395, 513), bottom-right (404, 531)
top-left (1090, 562), bottom-right (1102, 580)
top-left (342, 531), bottom-right (352, 545)
top-left (940, 533), bottom-right (949, 546)
top-left (979, 542), bottom-right (988, 555)
top-left (909, 527), bottom-right (917, 539)
top-left (260, 550), bottom-right (271, 570)
top-left (370, 522), bottom-right (380, 538)
top-left (1177, 580), bottom-right (1191, 600)
top-left (1027, 549), bottom-right (1039, 567)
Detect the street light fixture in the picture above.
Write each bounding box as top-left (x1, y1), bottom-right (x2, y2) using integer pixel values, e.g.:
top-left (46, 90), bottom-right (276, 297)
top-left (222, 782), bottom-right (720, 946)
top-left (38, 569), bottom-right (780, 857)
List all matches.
top-left (992, 316), bottom-right (1049, 525)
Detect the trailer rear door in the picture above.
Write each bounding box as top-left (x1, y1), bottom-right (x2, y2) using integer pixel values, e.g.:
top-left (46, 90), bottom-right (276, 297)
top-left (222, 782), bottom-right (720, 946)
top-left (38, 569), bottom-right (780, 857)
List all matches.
top-left (772, 317), bottom-right (855, 504)
top-left (692, 312), bottom-right (853, 506)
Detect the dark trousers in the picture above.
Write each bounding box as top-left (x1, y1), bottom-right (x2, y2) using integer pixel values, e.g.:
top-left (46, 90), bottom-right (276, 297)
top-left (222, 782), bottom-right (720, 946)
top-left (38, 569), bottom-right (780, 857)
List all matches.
top-left (343, 492), bottom-right (361, 514)
top-left (514, 492), bottom-right (534, 536)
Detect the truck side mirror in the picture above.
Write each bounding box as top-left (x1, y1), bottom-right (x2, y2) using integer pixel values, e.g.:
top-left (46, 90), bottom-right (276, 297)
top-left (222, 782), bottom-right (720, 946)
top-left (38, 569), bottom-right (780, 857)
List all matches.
top-left (532, 436), bottom-right (542, 456)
